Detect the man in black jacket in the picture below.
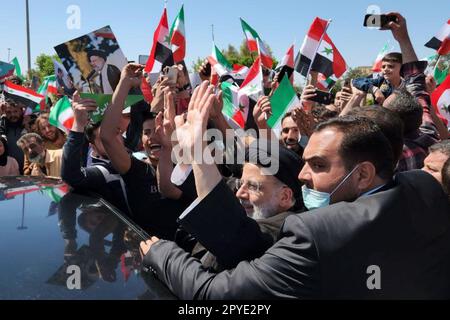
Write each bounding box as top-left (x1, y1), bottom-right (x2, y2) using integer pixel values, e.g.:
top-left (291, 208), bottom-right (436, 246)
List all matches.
top-left (0, 99), bottom-right (27, 174)
top-left (61, 93), bottom-right (131, 215)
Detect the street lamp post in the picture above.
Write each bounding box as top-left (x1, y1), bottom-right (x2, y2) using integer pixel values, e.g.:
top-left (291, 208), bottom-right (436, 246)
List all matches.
top-left (25, 0), bottom-right (31, 78)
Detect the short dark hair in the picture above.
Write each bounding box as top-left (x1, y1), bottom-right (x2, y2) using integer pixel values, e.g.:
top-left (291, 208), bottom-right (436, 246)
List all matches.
top-left (314, 116), bottom-right (395, 180)
top-left (142, 111), bottom-right (157, 123)
top-left (348, 105), bottom-right (404, 163)
top-left (442, 158), bottom-right (450, 198)
top-left (87, 50), bottom-right (107, 61)
top-left (429, 140), bottom-right (450, 157)
top-left (281, 112), bottom-right (294, 125)
top-left (382, 52), bottom-right (403, 65)
top-left (384, 89), bottom-right (422, 135)
top-left (85, 121), bottom-right (102, 144)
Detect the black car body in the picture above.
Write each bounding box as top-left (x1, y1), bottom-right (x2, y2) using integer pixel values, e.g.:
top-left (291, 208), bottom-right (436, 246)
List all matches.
top-left (0, 176), bottom-right (176, 300)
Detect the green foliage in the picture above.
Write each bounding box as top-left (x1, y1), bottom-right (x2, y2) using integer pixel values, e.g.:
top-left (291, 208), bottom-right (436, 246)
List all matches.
top-left (35, 54), bottom-right (60, 80)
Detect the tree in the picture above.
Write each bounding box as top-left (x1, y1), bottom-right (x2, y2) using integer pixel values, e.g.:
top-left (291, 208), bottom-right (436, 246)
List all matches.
top-left (35, 54), bottom-right (60, 80)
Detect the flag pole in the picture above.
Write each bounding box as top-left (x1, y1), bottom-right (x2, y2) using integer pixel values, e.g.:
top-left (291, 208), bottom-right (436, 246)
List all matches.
top-left (304, 19), bottom-right (332, 89)
top-left (25, 0), bottom-right (31, 79)
top-left (211, 24), bottom-right (215, 43)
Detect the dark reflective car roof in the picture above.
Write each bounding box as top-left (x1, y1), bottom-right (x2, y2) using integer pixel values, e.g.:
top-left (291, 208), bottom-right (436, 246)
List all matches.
top-left (0, 176), bottom-right (176, 300)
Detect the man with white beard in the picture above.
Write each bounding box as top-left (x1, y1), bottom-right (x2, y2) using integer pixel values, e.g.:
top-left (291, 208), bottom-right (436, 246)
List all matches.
top-left (173, 138), bottom-right (305, 271)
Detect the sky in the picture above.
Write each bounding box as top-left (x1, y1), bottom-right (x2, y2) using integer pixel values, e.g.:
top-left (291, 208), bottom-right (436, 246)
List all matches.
top-left (0, 0), bottom-right (448, 74)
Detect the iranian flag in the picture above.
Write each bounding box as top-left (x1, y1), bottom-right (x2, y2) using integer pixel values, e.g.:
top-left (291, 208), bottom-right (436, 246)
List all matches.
top-left (425, 20), bottom-right (450, 56)
top-left (169, 5), bottom-right (186, 63)
top-left (372, 43), bottom-right (391, 72)
top-left (207, 44), bottom-right (249, 81)
top-left (0, 61), bottom-right (15, 81)
top-left (142, 7), bottom-right (174, 102)
top-left (41, 184), bottom-right (69, 203)
top-left (49, 96), bottom-right (74, 133)
top-left (221, 82), bottom-right (246, 128)
top-left (240, 18), bottom-right (260, 52)
top-left (431, 73), bottom-right (450, 127)
top-left (311, 33), bottom-right (347, 78)
top-left (275, 44), bottom-right (295, 84)
top-left (208, 44), bottom-right (233, 77)
top-left (317, 73), bottom-right (337, 91)
top-left (294, 17), bottom-right (329, 77)
top-left (257, 38), bottom-right (274, 69)
top-left (238, 57), bottom-right (263, 101)
top-left (268, 75), bottom-right (300, 137)
top-left (3, 81), bottom-right (45, 110)
top-left (38, 75), bottom-right (58, 98)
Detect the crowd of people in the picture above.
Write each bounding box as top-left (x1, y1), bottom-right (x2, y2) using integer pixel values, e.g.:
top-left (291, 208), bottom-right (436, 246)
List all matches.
top-left (1, 12), bottom-right (450, 299)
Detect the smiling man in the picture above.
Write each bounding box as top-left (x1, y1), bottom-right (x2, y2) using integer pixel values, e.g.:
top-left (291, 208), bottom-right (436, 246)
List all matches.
top-left (100, 63), bottom-right (183, 240)
top-left (279, 112), bottom-right (304, 158)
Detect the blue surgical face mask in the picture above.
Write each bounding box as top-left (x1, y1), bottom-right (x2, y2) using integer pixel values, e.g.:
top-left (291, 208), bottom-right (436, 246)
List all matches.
top-left (302, 165), bottom-right (360, 211)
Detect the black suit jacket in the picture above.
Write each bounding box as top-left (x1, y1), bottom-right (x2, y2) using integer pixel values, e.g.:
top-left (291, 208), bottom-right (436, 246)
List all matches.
top-left (144, 170), bottom-right (450, 299)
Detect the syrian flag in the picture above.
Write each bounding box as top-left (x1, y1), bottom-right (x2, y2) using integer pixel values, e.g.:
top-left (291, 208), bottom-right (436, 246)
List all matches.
top-left (425, 20), bottom-right (450, 56)
top-left (294, 17), bottom-right (329, 77)
top-left (144, 8), bottom-right (174, 75)
top-left (431, 73), bottom-right (450, 127)
top-left (311, 33), bottom-right (347, 78)
top-left (268, 75), bottom-right (300, 137)
top-left (142, 7), bottom-right (174, 102)
top-left (221, 82), bottom-right (246, 128)
top-left (169, 5), bottom-right (186, 63)
top-left (372, 43), bottom-right (392, 72)
top-left (275, 44), bottom-right (295, 84)
top-left (238, 57), bottom-right (264, 101)
top-left (257, 38), bottom-right (274, 70)
top-left (49, 96), bottom-right (74, 133)
top-left (316, 73), bottom-right (337, 91)
top-left (3, 81), bottom-right (45, 110)
top-left (240, 18), bottom-right (260, 53)
top-left (0, 61), bottom-right (15, 81)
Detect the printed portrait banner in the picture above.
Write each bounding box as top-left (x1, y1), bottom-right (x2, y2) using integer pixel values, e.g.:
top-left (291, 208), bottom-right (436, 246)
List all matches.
top-left (54, 26), bottom-right (127, 95)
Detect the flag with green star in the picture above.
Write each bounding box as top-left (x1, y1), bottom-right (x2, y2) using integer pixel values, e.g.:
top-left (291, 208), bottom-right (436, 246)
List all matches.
top-left (311, 33), bottom-right (347, 78)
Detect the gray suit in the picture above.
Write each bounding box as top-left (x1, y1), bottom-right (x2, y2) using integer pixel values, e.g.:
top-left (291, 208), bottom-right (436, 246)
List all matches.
top-left (144, 170), bottom-right (450, 299)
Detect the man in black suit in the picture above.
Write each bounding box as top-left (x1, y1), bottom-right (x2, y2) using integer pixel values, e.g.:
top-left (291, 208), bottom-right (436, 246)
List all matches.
top-left (87, 50), bottom-right (121, 94)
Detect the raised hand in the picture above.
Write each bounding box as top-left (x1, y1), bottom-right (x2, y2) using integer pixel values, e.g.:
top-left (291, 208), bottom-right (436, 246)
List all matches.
top-left (301, 84), bottom-right (317, 112)
top-left (253, 96), bottom-right (272, 129)
top-left (71, 91), bottom-right (98, 131)
top-left (151, 76), bottom-right (177, 113)
top-left (120, 63), bottom-right (145, 88)
top-left (292, 107), bottom-right (316, 138)
top-left (174, 81), bottom-right (216, 163)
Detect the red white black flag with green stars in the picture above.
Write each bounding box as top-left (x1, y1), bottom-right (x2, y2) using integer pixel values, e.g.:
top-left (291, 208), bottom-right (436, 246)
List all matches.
top-left (311, 33), bottom-right (347, 78)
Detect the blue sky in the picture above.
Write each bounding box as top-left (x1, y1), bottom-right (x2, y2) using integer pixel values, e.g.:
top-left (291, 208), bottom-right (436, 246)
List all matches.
top-left (0, 0), bottom-right (448, 73)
